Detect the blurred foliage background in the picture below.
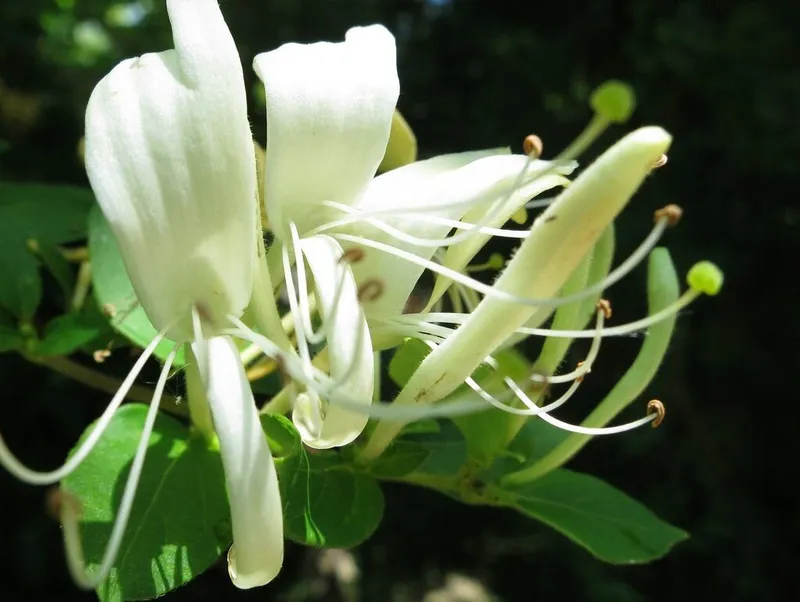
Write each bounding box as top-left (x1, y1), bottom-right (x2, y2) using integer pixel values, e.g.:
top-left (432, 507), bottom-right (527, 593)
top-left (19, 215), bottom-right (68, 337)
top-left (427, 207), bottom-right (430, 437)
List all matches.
top-left (0, 0), bottom-right (796, 600)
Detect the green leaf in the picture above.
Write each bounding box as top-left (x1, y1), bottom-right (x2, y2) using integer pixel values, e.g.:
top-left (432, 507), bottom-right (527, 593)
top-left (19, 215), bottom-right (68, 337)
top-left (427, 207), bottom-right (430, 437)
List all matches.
top-left (34, 241), bottom-right (76, 304)
top-left (63, 404), bottom-right (232, 602)
top-left (278, 450), bottom-right (384, 548)
top-left (371, 420), bottom-right (467, 481)
top-left (498, 469), bottom-right (688, 564)
top-left (88, 206), bottom-right (183, 365)
top-left (0, 184), bottom-right (93, 317)
top-left (36, 309), bottom-right (110, 356)
top-left (260, 413), bottom-right (302, 459)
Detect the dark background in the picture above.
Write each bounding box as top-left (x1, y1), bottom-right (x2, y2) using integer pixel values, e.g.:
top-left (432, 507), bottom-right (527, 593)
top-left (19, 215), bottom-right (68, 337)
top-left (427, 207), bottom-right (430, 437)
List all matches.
top-left (1, 0), bottom-right (796, 600)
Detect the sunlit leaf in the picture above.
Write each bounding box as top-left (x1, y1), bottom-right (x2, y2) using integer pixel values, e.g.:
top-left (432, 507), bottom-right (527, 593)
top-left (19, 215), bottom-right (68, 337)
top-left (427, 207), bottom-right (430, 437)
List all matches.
top-left (63, 404), bottom-right (231, 602)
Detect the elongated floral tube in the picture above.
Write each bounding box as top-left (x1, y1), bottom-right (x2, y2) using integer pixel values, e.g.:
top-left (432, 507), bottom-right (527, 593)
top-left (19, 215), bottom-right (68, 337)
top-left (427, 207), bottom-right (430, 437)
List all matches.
top-left (85, 0), bottom-right (257, 342)
top-left (408, 127), bottom-right (670, 403)
top-left (192, 337), bottom-right (284, 588)
top-left (360, 127), bottom-right (671, 460)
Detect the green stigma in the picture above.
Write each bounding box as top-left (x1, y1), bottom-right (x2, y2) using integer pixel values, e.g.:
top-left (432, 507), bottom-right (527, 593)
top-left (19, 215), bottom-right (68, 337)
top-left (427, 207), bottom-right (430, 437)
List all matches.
top-left (687, 261), bottom-right (724, 296)
top-left (591, 80), bottom-right (636, 124)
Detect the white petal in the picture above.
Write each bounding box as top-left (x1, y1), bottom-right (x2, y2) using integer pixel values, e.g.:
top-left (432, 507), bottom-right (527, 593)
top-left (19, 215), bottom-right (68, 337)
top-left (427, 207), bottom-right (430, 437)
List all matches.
top-left (295, 235), bottom-right (374, 448)
top-left (85, 0), bottom-right (256, 341)
top-left (193, 336), bottom-right (283, 589)
top-left (345, 151), bottom-right (573, 316)
top-left (253, 25), bottom-right (399, 239)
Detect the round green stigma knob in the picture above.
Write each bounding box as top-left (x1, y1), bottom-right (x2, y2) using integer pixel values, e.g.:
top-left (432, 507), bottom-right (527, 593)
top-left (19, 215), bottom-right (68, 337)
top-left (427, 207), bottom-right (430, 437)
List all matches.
top-left (486, 253), bottom-right (506, 270)
top-left (590, 80), bottom-right (636, 124)
top-left (687, 261), bottom-right (724, 296)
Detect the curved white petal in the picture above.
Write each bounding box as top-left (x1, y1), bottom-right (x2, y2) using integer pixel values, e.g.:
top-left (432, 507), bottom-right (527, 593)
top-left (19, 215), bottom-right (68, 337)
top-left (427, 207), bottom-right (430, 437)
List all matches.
top-left (253, 25), bottom-right (399, 239)
top-left (192, 336), bottom-right (284, 589)
top-left (294, 235), bottom-right (374, 448)
top-left (345, 151), bottom-right (574, 316)
top-left (85, 0), bottom-right (256, 341)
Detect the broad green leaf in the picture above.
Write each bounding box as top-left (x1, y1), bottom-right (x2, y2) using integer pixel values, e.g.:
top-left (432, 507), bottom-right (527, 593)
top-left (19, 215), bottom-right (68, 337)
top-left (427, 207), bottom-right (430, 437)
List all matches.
top-left (0, 183), bottom-right (93, 317)
top-left (36, 308), bottom-right (110, 356)
top-left (63, 404), bottom-right (231, 602)
top-left (88, 206), bottom-right (183, 365)
top-left (278, 450), bottom-right (384, 548)
top-left (498, 469), bottom-right (688, 563)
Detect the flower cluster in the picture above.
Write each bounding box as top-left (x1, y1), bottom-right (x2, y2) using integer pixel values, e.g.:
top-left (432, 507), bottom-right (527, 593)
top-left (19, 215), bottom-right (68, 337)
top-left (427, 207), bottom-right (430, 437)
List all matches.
top-left (0, 0), bottom-right (722, 592)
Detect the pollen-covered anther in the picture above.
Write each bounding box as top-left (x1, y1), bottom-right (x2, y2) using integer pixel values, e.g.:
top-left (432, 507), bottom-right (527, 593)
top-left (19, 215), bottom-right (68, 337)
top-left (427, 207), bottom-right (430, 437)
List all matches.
top-left (647, 399), bottom-right (666, 428)
top-left (654, 204), bottom-right (683, 227)
top-left (357, 279), bottom-right (384, 302)
top-left (652, 153), bottom-right (668, 169)
top-left (596, 298), bottom-right (612, 320)
top-left (45, 486), bottom-right (83, 522)
top-left (523, 134), bottom-right (543, 159)
top-left (93, 348), bottom-right (112, 363)
top-left (339, 247), bottom-right (366, 265)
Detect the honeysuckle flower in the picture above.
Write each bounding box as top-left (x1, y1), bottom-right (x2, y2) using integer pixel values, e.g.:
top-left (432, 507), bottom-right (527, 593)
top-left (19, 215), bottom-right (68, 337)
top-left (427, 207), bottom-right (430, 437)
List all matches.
top-left (357, 124), bottom-right (724, 461)
top-left (243, 27), bottom-right (576, 449)
top-left (0, 0), bottom-right (283, 590)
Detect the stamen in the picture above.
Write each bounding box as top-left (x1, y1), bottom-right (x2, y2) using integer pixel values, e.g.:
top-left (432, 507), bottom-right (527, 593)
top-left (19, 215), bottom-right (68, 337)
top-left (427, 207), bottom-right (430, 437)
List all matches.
top-left (647, 399), bottom-right (665, 427)
top-left (358, 209), bottom-right (673, 319)
top-left (339, 247), bottom-right (366, 264)
top-left (523, 134), bottom-right (544, 159)
top-left (0, 330), bottom-right (168, 485)
top-left (654, 203), bottom-right (682, 226)
top-left (652, 154), bottom-right (668, 169)
top-left (312, 200), bottom-right (533, 247)
top-left (530, 301), bottom-right (608, 384)
top-left (281, 241), bottom-right (312, 375)
top-left (357, 279), bottom-right (384, 303)
top-left (528, 399), bottom-right (665, 436)
top-left (62, 344), bottom-right (179, 589)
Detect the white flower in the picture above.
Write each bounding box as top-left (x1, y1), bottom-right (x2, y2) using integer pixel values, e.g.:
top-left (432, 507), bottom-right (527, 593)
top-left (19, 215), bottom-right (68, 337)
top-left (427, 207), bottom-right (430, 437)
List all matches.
top-left (0, 0), bottom-right (282, 590)
top-left (244, 27), bottom-right (574, 449)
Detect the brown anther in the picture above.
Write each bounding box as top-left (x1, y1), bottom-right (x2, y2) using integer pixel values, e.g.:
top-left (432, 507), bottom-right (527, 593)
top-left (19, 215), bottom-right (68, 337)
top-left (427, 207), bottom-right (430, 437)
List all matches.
top-left (45, 487), bottom-right (82, 522)
top-left (647, 399), bottom-right (666, 428)
top-left (596, 299), bottom-right (612, 320)
top-left (357, 279), bottom-right (384, 302)
top-left (652, 154), bottom-right (668, 169)
top-left (654, 204), bottom-right (683, 227)
top-left (93, 348), bottom-right (112, 363)
top-left (523, 134), bottom-right (543, 158)
top-left (339, 247), bottom-right (365, 264)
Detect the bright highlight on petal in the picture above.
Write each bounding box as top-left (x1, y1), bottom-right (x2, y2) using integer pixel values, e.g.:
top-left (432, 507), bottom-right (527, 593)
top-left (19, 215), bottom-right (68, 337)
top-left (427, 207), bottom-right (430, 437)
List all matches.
top-left (85, 0), bottom-right (257, 341)
top-left (253, 25), bottom-right (399, 239)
